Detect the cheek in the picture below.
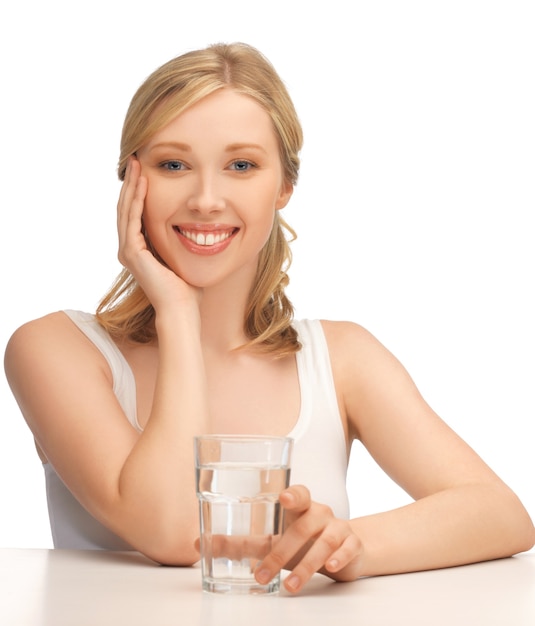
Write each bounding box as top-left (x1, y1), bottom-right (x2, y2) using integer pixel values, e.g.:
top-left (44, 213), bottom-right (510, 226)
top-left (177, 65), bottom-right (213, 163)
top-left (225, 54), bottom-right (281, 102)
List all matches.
top-left (140, 186), bottom-right (168, 249)
top-left (141, 179), bottom-right (173, 230)
top-left (247, 208), bottom-right (276, 252)
top-left (142, 178), bottom-right (164, 215)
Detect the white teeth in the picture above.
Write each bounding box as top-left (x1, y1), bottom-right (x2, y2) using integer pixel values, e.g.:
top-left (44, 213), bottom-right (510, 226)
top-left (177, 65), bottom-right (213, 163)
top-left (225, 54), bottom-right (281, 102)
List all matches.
top-left (180, 228), bottom-right (233, 246)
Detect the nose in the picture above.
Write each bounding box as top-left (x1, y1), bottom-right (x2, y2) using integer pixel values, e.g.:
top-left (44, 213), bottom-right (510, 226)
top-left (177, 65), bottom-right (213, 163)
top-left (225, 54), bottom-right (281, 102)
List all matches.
top-left (186, 172), bottom-right (226, 215)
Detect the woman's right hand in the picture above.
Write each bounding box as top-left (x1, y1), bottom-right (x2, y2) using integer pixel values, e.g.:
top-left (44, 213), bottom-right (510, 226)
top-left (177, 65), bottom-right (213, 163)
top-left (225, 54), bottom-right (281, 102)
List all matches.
top-left (117, 156), bottom-right (201, 313)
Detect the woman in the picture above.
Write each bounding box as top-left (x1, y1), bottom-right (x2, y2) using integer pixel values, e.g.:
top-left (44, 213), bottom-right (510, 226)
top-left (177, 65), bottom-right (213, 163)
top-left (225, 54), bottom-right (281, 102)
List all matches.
top-left (4, 42), bottom-right (534, 594)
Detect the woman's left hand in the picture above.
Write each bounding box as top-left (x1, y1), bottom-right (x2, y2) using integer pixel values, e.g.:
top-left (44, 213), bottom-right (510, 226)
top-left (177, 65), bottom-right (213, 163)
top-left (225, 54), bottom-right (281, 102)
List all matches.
top-left (255, 485), bottom-right (363, 593)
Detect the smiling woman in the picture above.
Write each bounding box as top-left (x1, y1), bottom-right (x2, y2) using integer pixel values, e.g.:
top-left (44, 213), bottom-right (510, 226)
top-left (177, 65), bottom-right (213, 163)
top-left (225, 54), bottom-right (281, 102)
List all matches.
top-left (98, 44), bottom-right (301, 351)
top-left (3, 42), bottom-right (534, 595)
top-left (135, 89), bottom-right (292, 280)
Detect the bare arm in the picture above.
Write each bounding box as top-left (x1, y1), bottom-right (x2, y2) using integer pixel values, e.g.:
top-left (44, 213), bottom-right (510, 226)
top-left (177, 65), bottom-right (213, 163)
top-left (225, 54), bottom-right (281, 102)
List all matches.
top-left (4, 159), bottom-right (208, 564)
top-left (256, 321), bottom-right (535, 592)
top-left (333, 320), bottom-right (534, 576)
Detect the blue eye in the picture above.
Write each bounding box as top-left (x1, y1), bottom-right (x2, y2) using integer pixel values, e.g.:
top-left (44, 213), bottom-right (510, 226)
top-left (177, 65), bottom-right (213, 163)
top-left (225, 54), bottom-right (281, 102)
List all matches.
top-left (161, 160), bottom-right (185, 171)
top-left (229, 160), bottom-right (255, 172)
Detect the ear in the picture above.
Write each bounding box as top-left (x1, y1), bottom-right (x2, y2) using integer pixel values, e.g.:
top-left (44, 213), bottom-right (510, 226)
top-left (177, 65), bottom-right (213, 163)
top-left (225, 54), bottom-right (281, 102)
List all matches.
top-left (275, 181), bottom-right (294, 210)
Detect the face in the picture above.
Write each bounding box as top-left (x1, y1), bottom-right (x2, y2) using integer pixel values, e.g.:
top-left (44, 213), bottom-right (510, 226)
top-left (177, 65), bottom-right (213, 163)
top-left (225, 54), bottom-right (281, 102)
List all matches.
top-left (136, 89), bottom-right (293, 290)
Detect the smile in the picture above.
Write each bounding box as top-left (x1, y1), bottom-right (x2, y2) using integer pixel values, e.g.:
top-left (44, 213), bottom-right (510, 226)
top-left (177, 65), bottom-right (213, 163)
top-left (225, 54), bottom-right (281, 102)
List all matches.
top-left (177, 227), bottom-right (235, 246)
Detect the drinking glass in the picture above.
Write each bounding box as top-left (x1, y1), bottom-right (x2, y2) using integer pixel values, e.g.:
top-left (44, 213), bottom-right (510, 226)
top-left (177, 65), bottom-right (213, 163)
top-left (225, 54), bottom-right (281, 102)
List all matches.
top-left (194, 435), bottom-right (293, 594)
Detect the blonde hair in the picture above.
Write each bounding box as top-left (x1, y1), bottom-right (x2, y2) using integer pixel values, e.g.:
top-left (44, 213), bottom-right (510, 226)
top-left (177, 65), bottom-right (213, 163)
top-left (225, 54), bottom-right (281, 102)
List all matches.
top-left (96, 43), bottom-right (303, 355)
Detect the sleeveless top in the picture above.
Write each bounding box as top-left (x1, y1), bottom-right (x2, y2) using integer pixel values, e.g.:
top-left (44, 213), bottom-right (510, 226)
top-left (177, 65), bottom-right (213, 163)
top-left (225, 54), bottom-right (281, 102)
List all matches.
top-left (44, 310), bottom-right (350, 550)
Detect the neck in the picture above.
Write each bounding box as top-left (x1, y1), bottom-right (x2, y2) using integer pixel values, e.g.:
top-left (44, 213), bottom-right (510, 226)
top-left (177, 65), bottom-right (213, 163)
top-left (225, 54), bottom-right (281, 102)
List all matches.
top-left (198, 267), bottom-right (255, 354)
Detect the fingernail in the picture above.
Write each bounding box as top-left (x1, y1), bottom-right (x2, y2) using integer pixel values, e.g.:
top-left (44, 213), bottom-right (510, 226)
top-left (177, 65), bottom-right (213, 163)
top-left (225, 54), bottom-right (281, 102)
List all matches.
top-left (285, 575), bottom-right (301, 591)
top-left (282, 492), bottom-right (295, 505)
top-left (256, 568), bottom-right (272, 584)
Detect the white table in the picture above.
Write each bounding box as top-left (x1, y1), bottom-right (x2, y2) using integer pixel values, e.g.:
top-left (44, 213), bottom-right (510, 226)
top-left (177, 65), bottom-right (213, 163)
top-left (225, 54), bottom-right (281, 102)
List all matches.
top-left (1, 549), bottom-right (534, 625)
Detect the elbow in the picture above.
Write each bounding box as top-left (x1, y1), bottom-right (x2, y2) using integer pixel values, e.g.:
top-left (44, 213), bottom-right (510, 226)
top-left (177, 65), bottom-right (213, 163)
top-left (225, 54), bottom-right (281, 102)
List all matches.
top-left (152, 550), bottom-right (200, 568)
top-left (136, 530), bottom-right (201, 567)
top-left (521, 517), bottom-right (535, 553)
top-left (497, 487), bottom-right (535, 556)
top-left (512, 499), bottom-right (535, 554)
top-left (512, 519), bottom-right (535, 555)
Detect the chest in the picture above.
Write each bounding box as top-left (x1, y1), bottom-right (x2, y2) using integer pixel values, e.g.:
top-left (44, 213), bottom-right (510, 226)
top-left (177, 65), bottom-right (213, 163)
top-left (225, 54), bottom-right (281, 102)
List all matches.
top-left (120, 343), bottom-right (301, 436)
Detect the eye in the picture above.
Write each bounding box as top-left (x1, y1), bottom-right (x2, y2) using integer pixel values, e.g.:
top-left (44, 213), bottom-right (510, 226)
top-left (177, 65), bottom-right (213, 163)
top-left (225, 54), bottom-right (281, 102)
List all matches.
top-left (160, 160), bottom-right (187, 171)
top-left (228, 160), bottom-right (256, 172)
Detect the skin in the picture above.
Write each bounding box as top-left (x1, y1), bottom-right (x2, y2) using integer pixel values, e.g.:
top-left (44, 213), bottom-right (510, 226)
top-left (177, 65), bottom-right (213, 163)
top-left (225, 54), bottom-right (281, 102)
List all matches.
top-left (4, 89), bottom-right (535, 594)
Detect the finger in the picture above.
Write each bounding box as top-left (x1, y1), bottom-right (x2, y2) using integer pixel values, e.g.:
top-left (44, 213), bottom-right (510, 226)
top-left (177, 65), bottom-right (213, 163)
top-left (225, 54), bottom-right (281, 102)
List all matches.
top-left (125, 174), bottom-right (147, 234)
top-left (118, 170), bottom-right (148, 266)
top-left (117, 157), bottom-right (144, 243)
top-left (254, 503), bottom-right (329, 586)
top-left (279, 484), bottom-right (311, 514)
top-left (285, 519), bottom-right (350, 591)
top-left (117, 157), bottom-right (139, 222)
top-left (207, 534), bottom-right (273, 562)
top-left (284, 524), bottom-right (361, 592)
top-left (117, 158), bottom-right (137, 247)
top-left (323, 533), bottom-right (363, 577)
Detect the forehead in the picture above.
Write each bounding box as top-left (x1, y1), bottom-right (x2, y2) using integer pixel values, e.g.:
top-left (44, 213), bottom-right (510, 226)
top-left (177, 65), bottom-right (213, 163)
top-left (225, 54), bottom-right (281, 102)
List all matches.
top-left (145, 89), bottom-right (279, 150)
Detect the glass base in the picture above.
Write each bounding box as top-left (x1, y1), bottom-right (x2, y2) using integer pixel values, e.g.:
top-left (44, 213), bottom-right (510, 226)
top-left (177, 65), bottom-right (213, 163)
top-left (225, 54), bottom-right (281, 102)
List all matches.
top-left (202, 576), bottom-right (280, 595)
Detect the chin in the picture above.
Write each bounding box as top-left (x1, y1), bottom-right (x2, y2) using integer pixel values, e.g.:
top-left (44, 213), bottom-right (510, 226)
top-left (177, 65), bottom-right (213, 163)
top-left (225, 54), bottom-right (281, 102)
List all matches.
top-left (175, 270), bottom-right (227, 290)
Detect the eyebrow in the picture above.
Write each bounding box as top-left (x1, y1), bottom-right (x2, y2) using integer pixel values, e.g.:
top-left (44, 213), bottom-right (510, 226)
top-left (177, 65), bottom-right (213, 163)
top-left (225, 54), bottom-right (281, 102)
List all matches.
top-left (148, 142), bottom-right (191, 152)
top-left (148, 142), bottom-right (268, 154)
top-left (225, 143), bottom-right (268, 154)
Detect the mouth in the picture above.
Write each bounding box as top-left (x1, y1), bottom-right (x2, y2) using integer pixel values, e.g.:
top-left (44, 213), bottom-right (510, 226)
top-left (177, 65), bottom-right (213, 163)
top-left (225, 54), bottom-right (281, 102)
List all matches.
top-left (175, 226), bottom-right (237, 246)
top-left (173, 225), bottom-right (239, 254)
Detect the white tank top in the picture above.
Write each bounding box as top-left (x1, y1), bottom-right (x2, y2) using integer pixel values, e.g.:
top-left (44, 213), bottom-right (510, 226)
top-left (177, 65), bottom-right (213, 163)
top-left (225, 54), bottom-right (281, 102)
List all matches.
top-left (44, 310), bottom-right (349, 550)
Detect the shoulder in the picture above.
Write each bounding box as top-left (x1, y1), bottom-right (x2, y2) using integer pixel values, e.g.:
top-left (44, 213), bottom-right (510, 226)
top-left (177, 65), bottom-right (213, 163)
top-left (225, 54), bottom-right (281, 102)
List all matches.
top-left (5, 311), bottom-right (112, 389)
top-left (319, 319), bottom-right (395, 364)
top-left (6, 311), bottom-right (91, 356)
top-left (6, 311), bottom-right (75, 355)
top-left (319, 318), bottom-right (413, 383)
top-left (318, 320), bottom-right (421, 434)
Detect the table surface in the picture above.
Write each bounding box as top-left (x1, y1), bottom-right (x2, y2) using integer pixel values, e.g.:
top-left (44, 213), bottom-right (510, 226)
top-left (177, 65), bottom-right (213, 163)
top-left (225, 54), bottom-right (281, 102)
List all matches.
top-left (1, 548), bottom-right (534, 626)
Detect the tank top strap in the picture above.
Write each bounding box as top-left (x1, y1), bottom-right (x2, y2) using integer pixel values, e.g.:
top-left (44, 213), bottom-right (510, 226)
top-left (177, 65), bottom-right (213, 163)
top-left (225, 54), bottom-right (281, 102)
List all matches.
top-left (63, 310), bottom-right (140, 431)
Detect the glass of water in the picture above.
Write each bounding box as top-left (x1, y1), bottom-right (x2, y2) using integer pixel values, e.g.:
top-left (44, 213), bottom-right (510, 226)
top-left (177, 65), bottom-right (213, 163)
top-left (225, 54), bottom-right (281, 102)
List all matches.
top-left (194, 435), bottom-right (293, 594)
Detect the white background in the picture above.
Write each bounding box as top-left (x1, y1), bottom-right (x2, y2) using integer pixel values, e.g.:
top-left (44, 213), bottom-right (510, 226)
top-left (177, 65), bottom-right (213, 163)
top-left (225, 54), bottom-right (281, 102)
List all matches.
top-left (1, 1), bottom-right (533, 548)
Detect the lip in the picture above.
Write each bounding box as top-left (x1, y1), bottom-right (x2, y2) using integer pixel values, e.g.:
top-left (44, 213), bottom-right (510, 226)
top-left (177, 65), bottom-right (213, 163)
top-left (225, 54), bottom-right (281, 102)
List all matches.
top-left (173, 224), bottom-right (239, 256)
